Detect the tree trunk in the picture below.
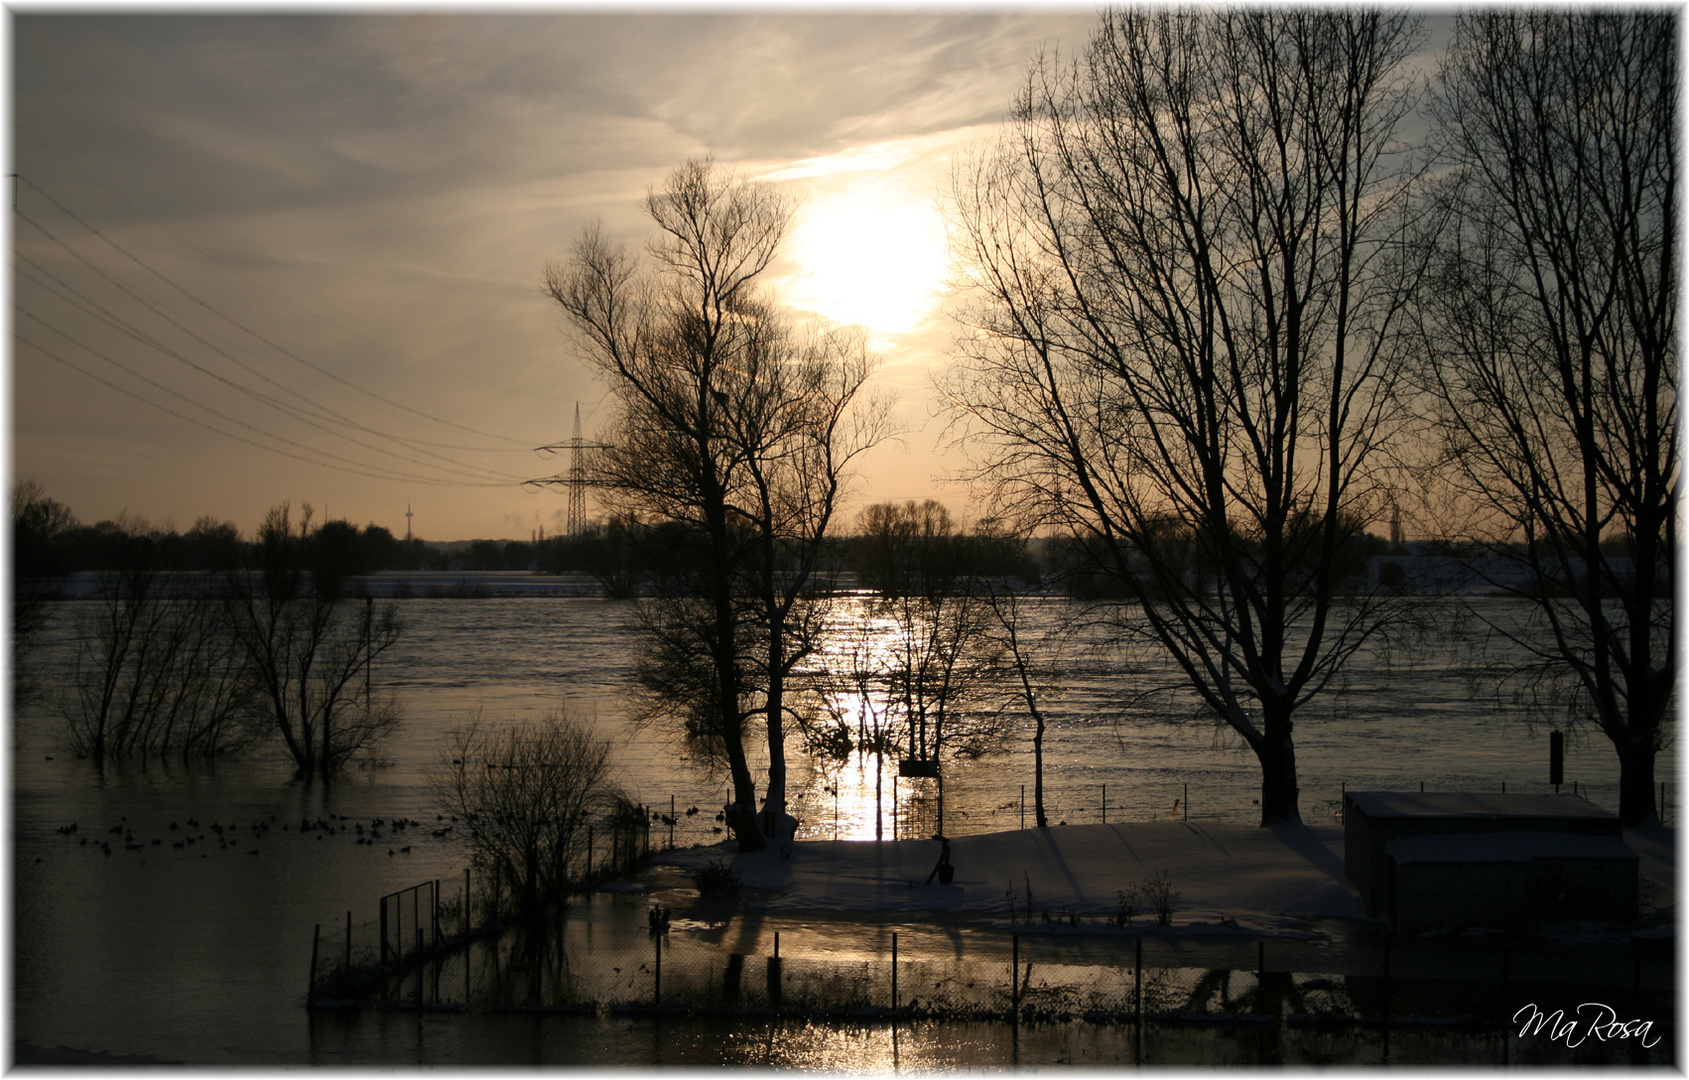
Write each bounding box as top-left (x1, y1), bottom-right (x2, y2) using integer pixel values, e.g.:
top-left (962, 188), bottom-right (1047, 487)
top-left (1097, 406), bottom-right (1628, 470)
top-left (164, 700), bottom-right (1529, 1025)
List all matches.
top-left (1254, 707), bottom-right (1302, 826)
top-left (1615, 738), bottom-right (1659, 827)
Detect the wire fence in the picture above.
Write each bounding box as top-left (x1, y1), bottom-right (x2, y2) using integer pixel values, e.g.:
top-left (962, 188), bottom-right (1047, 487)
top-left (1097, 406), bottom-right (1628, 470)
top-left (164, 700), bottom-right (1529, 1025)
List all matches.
top-left (307, 897), bottom-right (1674, 1065)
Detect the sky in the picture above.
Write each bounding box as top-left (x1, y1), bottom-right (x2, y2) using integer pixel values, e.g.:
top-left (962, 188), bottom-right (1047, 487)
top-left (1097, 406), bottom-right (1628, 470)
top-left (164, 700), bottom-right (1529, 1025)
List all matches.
top-left (8, 10), bottom-right (1105, 543)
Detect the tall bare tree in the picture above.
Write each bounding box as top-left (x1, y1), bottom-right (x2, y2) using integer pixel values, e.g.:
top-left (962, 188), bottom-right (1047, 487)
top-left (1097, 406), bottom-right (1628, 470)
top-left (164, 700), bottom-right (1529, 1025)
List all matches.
top-left (544, 159), bottom-right (886, 850)
top-left (1417, 12), bottom-right (1677, 825)
top-left (946, 9), bottom-right (1427, 824)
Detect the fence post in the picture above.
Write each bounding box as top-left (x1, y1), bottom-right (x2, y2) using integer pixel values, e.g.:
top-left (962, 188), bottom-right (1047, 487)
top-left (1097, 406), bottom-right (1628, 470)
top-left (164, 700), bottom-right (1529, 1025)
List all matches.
top-left (1102, 784), bottom-right (1107, 824)
top-left (891, 932), bottom-right (899, 1012)
top-left (345, 910), bottom-right (352, 971)
top-left (1020, 785), bottom-right (1025, 829)
top-left (380, 896), bottom-right (388, 963)
top-left (1183, 783), bottom-right (1188, 822)
top-left (1134, 936), bottom-right (1143, 1065)
top-left (309, 924), bottom-right (321, 1000)
top-left (433, 880), bottom-right (440, 946)
top-left (1382, 938), bottom-right (1391, 1064)
top-left (1011, 934), bottom-right (1020, 1021)
top-left (415, 926), bottom-right (424, 1010)
top-left (464, 868), bottom-right (471, 936)
top-left (670, 795), bottom-right (676, 850)
top-left (768, 931), bottom-right (783, 1010)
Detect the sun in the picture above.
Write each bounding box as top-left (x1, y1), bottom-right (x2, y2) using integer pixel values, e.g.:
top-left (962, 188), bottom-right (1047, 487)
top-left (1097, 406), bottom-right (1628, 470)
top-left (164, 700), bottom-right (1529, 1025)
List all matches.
top-left (773, 160), bottom-right (951, 340)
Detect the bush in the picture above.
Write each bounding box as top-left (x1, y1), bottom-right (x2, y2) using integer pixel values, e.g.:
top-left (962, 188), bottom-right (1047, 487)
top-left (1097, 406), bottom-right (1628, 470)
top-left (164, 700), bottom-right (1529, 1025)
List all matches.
top-left (692, 858), bottom-right (741, 897)
top-left (1142, 869), bottom-right (1181, 926)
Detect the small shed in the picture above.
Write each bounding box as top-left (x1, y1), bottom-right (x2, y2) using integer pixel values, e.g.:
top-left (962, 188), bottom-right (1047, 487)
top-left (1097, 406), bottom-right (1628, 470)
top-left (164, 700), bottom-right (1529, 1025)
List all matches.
top-left (1343, 791), bottom-right (1624, 918)
top-left (1385, 832), bottom-right (1638, 933)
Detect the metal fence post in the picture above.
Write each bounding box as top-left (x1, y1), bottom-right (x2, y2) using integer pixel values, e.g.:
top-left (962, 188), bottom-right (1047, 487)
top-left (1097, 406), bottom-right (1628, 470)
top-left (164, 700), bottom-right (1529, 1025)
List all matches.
top-left (1011, 934), bottom-right (1020, 1021)
top-left (1134, 936), bottom-right (1143, 1065)
top-left (891, 932), bottom-right (899, 1012)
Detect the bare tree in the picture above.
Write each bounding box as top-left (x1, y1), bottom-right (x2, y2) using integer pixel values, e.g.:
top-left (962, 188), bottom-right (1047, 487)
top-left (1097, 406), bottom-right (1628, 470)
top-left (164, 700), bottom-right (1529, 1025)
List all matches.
top-left (946, 9), bottom-right (1427, 824)
top-left (1417, 12), bottom-right (1676, 825)
top-left (544, 159), bottom-right (887, 850)
top-left (224, 502), bottom-right (403, 777)
top-left (431, 709), bottom-right (626, 923)
top-left (60, 516), bottom-right (259, 763)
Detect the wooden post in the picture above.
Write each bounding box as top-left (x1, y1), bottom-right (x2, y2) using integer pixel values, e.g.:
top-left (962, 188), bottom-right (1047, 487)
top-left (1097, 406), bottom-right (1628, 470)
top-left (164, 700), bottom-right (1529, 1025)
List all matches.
top-left (464, 868), bottom-right (471, 936)
top-left (1102, 784), bottom-right (1107, 824)
top-left (380, 896), bottom-right (388, 963)
top-left (1020, 785), bottom-right (1025, 830)
top-left (433, 880), bottom-right (440, 946)
top-left (670, 795), bottom-right (676, 850)
top-left (309, 924), bottom-right (321, 999)
top-left (1183, 782), bottom-right (1188, 822)
top-left (345, 910), bottom-right (352, 971)
top-left (891, 932), bottom-right (899, 1011)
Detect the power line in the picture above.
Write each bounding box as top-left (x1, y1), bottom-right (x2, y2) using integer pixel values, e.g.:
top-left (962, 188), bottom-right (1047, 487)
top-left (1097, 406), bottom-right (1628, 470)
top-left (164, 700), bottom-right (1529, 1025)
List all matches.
top-left (17, 332), bottom-right (516, 488)
top-left (17, 172), bottom-right (545, 449)
top-left (15, 249), bottom-right (530, 485)
top-left (20, 127), bottom-right (575, 408)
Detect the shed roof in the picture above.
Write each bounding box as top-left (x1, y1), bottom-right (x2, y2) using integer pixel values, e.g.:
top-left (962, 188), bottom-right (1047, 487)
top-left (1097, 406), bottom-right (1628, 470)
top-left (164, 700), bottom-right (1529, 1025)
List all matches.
top-left (1346, 791), bottom-right (1615, 821)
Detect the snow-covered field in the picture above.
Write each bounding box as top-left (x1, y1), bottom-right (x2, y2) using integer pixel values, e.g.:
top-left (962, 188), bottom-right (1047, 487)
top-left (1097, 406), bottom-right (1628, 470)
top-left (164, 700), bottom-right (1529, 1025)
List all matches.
top-left (651, 820), bottom-right (1678, 940)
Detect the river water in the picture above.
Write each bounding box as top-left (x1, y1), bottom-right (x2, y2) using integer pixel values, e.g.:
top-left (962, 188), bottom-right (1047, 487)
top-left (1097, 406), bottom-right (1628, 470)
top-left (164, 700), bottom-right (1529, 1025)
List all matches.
top-left (9, 590), bottom-right (1668, 1064)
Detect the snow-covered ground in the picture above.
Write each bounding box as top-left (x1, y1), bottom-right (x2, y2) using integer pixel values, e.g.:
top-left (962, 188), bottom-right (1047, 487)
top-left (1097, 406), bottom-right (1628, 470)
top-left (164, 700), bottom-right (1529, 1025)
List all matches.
top-left (649, 820), bottom-right (1677, 941)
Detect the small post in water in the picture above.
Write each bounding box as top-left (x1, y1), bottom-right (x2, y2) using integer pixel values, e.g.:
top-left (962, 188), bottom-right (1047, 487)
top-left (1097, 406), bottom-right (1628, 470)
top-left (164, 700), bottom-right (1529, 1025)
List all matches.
top-left (308, 924), bottom-right (321, 999)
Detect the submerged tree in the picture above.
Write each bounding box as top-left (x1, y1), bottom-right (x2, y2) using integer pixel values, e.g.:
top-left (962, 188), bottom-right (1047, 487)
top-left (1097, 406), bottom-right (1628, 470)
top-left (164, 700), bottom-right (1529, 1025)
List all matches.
top-left (947, 9), bottom-right (1428, 824)
top-left (1417, 12), bottom-right (1677, 825)
top-left (60, 515), bottom-right (260, 763)
top-left (543, 159), bottom-right (887, 850)
top-left (224, 502), bottom-right (403, 777)
top-left (431, 709), bottom-right (626, 924)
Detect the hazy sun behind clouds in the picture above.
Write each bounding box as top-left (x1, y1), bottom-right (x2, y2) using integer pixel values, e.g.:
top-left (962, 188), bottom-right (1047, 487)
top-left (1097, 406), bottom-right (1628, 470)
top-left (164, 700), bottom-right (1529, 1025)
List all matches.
top-left (765, 139), bottom-right (956, 342)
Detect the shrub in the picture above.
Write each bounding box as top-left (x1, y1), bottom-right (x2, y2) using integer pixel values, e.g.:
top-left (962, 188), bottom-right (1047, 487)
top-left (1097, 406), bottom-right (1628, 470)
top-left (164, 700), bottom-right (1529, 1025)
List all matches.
top-left (1142, 869), bottom-right (1181, 926)
top-left (1112, 886), bottom-right (1141, 927)
top-left (693, 858), bottom-right (741, 897)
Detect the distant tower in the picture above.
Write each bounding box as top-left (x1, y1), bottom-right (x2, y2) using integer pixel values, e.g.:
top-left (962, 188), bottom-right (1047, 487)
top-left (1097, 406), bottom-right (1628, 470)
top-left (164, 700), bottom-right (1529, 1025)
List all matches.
top-left (567, 403), bottom-right (587, 537)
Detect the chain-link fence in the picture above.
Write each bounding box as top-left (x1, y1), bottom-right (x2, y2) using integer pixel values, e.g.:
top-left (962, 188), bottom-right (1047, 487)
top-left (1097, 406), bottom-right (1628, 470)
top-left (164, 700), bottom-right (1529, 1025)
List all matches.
top-left (308, 899), bottom-right (1674, 1065)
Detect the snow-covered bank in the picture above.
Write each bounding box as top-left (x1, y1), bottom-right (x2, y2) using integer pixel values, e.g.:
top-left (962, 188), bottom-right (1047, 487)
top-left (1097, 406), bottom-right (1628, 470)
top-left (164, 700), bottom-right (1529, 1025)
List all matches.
top-left (649, 820), bottom-right (1677, 940)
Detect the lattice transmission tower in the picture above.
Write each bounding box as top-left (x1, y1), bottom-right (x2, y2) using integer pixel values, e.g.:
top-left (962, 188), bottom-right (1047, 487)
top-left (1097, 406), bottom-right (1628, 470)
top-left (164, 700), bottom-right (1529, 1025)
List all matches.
top-left (567, 404), bottom-right (587, 537)
top-left (528, 402), bottom-right (608, 537)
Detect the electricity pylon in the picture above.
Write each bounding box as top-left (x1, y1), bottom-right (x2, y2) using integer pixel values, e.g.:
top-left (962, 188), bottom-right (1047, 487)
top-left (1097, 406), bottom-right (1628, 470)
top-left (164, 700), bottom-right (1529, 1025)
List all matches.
top-left (528, 402), bottom-right (609, 537)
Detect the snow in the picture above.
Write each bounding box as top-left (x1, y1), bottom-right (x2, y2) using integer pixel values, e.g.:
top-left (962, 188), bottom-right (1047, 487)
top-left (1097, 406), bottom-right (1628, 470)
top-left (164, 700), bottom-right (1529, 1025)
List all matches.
top-left (647, 819), bottom-right (1677, 940)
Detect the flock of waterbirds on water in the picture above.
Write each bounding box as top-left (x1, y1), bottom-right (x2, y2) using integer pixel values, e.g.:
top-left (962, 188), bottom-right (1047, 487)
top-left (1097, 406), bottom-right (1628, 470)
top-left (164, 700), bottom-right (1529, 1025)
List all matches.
top-left (43, 813), bottom-right (461, 861)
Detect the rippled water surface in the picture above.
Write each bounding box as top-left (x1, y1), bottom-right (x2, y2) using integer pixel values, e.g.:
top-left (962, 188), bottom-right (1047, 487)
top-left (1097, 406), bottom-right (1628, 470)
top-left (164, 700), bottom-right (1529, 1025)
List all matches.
top-left (10, 592), bottom-right (1669, 1064)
